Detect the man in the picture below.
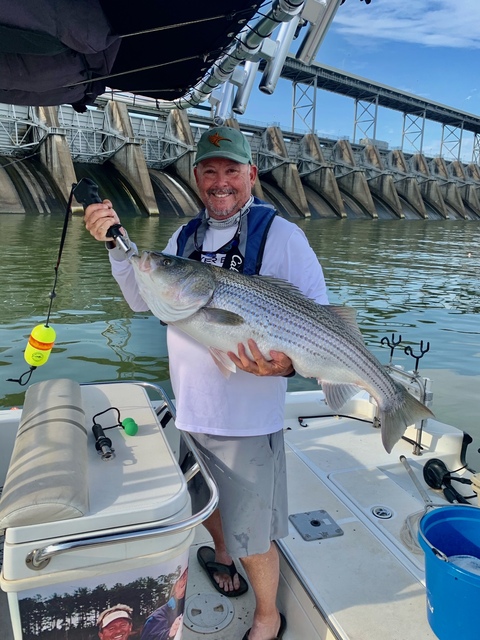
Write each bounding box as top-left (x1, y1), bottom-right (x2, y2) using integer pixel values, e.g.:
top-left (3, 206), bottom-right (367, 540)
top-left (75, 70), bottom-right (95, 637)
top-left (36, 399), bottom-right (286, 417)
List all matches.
top-left (141, 567), bottom-right (188, 640)
top-left (97, 604), bottom-right (134, 640)
top-left (85, 125), bottom-right (328, 640)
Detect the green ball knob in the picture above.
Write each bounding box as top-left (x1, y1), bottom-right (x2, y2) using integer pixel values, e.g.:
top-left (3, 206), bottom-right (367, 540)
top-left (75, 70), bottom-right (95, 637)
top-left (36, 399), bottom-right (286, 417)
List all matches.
top-left (122, 417), bottom-right (138, 436)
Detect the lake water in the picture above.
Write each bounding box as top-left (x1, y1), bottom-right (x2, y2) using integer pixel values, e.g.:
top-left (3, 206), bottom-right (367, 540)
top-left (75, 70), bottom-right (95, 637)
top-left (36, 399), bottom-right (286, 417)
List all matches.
top-left (1, 214), bottom-right (479, 466)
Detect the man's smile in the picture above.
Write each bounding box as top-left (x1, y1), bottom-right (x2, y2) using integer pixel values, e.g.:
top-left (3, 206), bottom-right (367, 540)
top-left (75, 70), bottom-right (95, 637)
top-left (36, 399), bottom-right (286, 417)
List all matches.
top-left (209, 190), bottom-right (235, 197)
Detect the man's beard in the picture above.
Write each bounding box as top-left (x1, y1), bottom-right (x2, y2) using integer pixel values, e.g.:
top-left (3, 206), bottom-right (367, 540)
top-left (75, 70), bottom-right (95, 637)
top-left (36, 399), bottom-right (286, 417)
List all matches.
top-left (206, 190), bottom-right (238, 218)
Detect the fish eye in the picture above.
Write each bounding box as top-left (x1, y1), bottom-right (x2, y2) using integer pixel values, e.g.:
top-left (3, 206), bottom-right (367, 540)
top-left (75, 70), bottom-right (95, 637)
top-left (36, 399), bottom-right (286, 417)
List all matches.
top-left (162, 257), bottom-right (172, 266)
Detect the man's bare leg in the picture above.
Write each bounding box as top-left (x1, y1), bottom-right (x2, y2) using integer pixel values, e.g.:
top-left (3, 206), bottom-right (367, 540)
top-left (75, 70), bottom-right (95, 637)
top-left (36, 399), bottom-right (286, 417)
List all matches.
top-left (240, 543), bottom-right (282, 640)
top-left (202, 508), bottom-right (241, 593)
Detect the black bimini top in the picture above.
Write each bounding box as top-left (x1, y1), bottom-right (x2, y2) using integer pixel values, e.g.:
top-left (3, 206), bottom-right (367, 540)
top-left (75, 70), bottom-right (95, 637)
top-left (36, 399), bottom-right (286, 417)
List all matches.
top-left (0, 0), bottom-right (260, 110)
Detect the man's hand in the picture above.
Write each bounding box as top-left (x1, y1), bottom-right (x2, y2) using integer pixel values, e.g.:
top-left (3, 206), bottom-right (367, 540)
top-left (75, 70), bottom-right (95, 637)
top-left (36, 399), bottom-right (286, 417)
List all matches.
top-left (169, 614), bottom-right (183, 638)
top-left (84, 200), bottom-right (122, 241)
top-left (228, 339), bottom-right (294, 377)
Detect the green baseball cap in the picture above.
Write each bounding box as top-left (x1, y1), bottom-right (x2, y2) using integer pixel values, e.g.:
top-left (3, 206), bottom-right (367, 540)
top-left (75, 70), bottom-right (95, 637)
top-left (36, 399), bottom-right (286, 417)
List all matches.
top-left (194, 126), bottom-right (252, 166)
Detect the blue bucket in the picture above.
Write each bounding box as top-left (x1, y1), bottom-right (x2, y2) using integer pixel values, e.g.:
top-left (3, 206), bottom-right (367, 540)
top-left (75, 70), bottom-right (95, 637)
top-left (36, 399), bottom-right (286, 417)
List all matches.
top-left (418, 505), bottom-right (480, 640)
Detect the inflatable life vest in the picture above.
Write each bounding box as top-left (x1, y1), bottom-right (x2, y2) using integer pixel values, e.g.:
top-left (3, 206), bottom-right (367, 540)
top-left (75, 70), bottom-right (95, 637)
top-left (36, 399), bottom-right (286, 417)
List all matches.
top-left (175, 197), bottom-right (277, 275)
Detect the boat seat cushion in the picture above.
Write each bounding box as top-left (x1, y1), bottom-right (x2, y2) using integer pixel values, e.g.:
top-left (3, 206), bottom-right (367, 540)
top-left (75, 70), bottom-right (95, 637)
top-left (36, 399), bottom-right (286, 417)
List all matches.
top-left (0, 378), bottom-right (89, 530)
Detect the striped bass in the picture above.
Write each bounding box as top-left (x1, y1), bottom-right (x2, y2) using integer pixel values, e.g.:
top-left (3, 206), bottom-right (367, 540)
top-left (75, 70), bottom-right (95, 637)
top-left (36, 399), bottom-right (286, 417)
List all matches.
top-left (131, 251), bottom-right (433, 453)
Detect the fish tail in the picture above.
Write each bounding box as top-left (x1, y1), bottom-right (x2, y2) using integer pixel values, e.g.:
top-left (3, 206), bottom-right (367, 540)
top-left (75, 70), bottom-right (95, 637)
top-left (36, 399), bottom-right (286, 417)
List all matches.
top-left (381, 388), bottom-right (434, 453)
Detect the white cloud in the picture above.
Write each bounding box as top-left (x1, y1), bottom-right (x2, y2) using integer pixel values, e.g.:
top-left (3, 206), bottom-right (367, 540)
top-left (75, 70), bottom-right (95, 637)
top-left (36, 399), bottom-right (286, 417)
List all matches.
top-left (334, 0), bottom-right (480, 49)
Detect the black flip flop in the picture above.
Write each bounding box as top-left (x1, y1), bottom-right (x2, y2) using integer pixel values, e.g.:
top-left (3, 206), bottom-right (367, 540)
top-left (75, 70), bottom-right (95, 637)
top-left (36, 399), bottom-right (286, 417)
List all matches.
top-left (197, 545), bottom-right (249, 597)
top-left (241, 612), bottom-right (286, 640)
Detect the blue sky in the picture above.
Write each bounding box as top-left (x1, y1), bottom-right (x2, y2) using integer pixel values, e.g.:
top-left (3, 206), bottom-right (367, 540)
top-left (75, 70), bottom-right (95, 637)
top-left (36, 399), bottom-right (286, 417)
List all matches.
top-left (240, 0), bottom-right (480, 161)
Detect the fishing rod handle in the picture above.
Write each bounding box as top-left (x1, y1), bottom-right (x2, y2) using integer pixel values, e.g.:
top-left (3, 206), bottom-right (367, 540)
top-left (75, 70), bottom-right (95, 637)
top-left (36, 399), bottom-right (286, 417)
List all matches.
top-left (72, 177), bottom-right (102, 206)
top-left (73, 178), bottom-right (130, 253)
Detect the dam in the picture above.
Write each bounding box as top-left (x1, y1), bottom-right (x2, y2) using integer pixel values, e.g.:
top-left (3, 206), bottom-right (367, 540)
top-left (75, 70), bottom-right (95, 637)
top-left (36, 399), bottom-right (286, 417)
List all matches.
top-left (1, 64), bottom-right (480, 220)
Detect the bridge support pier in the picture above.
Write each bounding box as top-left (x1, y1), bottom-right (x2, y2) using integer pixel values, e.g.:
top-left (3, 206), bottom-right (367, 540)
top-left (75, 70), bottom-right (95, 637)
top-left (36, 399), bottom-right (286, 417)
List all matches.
top-left (333, 140), bottom-right (377, 218)
top-left (299, 134), bottom-right (345, 217)
top-left (261, 127), bottom-right (310, 217)
top-left (166, 109), bottom-right (197, 195)
top-left (430, 157), bottom-right (467, 219)
top-left (410, 154), bottom-right (448, 218)
top-left (0, 164), bottom-right (25, 212)
top-left (104, 101), bottom-right (158, 215)
top-left (387, 150), bottom-right (427, 218)
top-left (36, 107), bottom-right (81, 213)
top-left (362, 144), bottom-right (404, 218)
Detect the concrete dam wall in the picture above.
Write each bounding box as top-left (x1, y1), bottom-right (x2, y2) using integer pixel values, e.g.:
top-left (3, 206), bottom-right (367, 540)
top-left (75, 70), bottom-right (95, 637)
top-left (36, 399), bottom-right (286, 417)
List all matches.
top-left (1, 101), bottom-right (480, 220)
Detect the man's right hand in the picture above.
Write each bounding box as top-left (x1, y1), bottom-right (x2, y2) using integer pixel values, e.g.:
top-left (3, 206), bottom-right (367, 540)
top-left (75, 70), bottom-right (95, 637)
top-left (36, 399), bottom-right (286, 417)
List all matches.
top-left (84, 200), bottom-right (123, 242)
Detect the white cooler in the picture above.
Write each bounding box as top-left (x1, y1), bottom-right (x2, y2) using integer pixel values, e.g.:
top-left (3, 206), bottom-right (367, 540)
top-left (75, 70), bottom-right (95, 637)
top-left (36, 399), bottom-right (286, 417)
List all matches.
top-left (0, 379), bottom-right (217, 640)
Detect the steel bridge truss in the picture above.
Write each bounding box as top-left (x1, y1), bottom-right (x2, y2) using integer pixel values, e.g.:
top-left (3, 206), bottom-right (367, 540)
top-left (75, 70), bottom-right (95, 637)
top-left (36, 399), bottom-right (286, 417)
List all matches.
top-left (352, 97), bottom-right (471, 162)
top-left (440, 121), bottom-right (464, 162)
top-left (131, 114), bottom-right (194, 169)
top-left (353, 96), bottom-right (379, 145)
top-left (0, 105), bottom-right (48, 156)
top-left (0, 102), bottom-right (199, 168)
top-left (279, 56), bottom-right (480, 165)
top-left (292, 75), bottom-right (317, 134)
top-left (474, 134), bottom-right (480, 165)
top-left (401, 110), bottom-right (426, 155)
top-left (57, 106), bottom-right (128, 163)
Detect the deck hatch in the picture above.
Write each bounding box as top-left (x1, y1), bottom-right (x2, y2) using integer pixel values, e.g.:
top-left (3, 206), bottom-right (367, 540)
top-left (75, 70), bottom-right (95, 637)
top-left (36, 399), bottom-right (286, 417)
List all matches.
top-left (289, 509), bottom-right (344, 541)
top-left (184, 593), bottom-right (234, 633)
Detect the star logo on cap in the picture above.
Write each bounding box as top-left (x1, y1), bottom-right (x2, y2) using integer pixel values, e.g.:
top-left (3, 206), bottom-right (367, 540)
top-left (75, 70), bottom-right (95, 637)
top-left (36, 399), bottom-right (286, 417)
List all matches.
top-left (208, 133), bottom-right (232, 147)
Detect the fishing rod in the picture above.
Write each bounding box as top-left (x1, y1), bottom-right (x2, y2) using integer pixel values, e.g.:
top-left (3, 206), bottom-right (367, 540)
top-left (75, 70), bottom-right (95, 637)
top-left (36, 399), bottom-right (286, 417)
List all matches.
top-left (8, 178), bottom-right (133, 387)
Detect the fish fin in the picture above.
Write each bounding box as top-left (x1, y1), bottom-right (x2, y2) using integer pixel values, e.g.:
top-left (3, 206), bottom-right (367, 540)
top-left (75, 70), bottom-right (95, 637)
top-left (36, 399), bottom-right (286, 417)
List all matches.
top-left (209, 348), bottom-right (236, 378)
top-left (322, 382), bottom-right (363, 412)
top-left (325, 306), bottom-right (365, 343)
top-left (252, 275), bottom-right (306, 297)
top-left (380, 389), bottom-right (434, 453)
top-left (202, 308), bottom-right (244, 325)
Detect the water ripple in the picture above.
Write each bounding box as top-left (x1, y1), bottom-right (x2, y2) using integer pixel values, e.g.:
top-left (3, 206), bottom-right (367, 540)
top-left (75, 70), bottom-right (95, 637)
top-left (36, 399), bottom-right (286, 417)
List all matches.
top-left (2, 215), bottom-right (479, 463)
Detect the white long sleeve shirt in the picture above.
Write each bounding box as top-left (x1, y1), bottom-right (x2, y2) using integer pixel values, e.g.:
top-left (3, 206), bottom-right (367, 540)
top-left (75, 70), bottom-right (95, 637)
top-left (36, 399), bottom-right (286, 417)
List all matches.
top-left (110, 215), bottom-right (328, 436)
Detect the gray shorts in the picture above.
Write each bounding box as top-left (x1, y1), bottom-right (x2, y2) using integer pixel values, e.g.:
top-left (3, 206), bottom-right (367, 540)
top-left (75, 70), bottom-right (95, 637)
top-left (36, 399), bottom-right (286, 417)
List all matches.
top-left (184, 431), bottom-right (288, 558)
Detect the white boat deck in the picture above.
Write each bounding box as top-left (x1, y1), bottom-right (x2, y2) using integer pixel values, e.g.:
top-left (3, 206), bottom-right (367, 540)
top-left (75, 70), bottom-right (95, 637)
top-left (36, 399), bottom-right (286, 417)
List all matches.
top-left (183, 391), bottom-right (469, 640)
top-left (0, 382), bottom-right (473, 640)
top-left (279, 419), bottom-right (438, 639)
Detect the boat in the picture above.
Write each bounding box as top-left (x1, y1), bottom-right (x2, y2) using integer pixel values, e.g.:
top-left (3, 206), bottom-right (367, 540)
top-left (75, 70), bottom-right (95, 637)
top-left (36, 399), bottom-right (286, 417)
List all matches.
top-left (1, 349), bottom-right (479, 640)
top-left (2, 2), bottom-right (480, 639)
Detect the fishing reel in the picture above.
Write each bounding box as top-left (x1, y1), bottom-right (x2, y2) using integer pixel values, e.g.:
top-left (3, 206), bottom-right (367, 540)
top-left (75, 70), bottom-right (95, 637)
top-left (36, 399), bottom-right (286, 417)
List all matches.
top-left (91, 407), bottom-right (139, 462)
top-left (423, 459), bottom-right (473, 504)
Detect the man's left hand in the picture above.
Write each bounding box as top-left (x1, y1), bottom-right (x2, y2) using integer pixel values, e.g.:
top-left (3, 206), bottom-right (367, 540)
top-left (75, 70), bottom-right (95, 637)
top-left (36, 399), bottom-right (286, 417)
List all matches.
top-left (228, 339), bottom-right (294, 377)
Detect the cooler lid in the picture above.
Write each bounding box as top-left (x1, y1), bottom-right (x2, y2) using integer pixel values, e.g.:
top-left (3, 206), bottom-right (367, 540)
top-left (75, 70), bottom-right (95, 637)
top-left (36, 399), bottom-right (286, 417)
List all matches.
top-left (5, 383), bottom-right (189, 544)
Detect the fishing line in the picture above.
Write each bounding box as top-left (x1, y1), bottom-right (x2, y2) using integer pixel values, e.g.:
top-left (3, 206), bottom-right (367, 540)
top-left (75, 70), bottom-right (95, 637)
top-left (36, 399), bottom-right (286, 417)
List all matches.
top-left (7, 184), bottom-right (76, 386)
